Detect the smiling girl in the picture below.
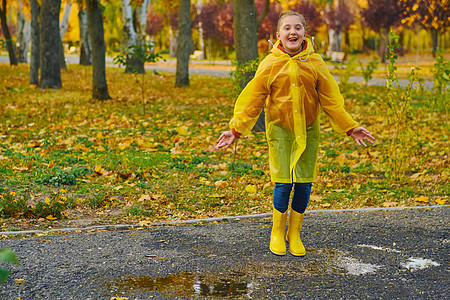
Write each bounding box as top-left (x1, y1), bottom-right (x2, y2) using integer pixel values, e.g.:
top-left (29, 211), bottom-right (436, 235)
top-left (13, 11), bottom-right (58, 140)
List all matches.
top-left (216, 11), bottom-right (375, 256)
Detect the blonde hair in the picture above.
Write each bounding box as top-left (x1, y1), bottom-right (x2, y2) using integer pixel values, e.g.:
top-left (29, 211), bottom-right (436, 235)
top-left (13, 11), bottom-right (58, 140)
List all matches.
top-left (277, 11), bottom-right (307, 33)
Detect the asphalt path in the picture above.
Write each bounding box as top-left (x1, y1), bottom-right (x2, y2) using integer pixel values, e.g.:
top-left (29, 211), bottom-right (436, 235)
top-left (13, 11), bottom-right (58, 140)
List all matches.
top-left (0, 55), bottom-right (436, 89)
top-left (1, 207), bottom-right (448, 299)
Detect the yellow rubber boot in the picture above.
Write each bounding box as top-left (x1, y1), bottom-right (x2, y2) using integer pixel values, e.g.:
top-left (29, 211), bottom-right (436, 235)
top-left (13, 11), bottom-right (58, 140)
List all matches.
top-left (269, 208), bottom-right (288, 255)
top-left (286, 208), bottom-right (306, 256)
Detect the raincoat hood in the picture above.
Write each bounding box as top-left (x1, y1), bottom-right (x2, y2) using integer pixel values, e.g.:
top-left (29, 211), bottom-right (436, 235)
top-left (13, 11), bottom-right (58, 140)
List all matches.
top-left (271, 38), bottom-right (315, 60)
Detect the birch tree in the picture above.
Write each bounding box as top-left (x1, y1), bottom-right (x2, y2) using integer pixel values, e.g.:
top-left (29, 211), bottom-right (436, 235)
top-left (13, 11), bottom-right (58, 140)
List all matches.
top-left (121, 0), bottom-right (150, 73)
top-left (16, 0), bottom-right (31, 63)
top-left (59, 1), bottom-right (72, 69)
top-left (78, 4), bottom-right (92, 65)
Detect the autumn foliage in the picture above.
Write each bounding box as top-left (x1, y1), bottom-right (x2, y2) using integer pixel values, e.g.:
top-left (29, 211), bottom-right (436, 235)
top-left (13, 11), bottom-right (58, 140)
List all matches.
top-left (0, 60), bottom-right (448, 230)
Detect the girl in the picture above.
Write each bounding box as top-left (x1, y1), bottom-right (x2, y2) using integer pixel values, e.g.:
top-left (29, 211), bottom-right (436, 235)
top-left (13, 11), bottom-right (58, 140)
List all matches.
top-left (216, 11), bottom-right (375, 256)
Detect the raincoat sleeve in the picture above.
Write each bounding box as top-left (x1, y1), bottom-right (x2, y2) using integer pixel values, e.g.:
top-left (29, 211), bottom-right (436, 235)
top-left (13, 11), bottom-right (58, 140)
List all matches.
top-left (229, 58), bottom-right (272, 136)
top-left (315, 57), bottom-right (359, 133)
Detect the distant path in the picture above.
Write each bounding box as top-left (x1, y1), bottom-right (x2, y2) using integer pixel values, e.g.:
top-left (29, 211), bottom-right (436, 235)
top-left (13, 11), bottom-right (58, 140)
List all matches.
top-left (0, 55), bottom-right (436, 89)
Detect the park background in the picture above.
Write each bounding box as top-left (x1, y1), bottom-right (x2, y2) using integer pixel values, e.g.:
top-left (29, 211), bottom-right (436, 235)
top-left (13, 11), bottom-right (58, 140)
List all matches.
top-left (0, 0), bottom-right (448, 232)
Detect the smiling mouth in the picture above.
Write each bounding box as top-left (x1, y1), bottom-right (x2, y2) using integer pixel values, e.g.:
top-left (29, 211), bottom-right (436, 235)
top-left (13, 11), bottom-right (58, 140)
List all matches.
top-left (288, 37), bottom-right (298, 42)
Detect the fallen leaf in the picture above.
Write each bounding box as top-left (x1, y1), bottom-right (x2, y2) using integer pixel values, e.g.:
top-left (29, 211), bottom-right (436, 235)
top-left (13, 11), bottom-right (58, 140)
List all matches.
top-left (415, 196), bottom-right (429, 203)
top-left (326, 183), bottom-right (333, 188)
top-left (139, 221), bottom-right (152, 227)
top-left (138, 195), bottom-right (151, 202)
top-left (320, 203), bottom-right (331, 207)
top-left (46, 215), bottom-right (57, 221)
top-left (209, 194), bottom-right (226, 198)
top-left (435, 199), bottom-right (446, 205)
top-left (382, 201), bottom-right (398, 207)
top-left (177, 126), bottom-right (188, 136)
top-left (44, 197), bottom-right (51, 205)
top-left (214, 180), bottom-right (228, 187)
top-left (245, 184), bottom-right (257, 193)
top-left (94, 165), bottom-right (102, 173)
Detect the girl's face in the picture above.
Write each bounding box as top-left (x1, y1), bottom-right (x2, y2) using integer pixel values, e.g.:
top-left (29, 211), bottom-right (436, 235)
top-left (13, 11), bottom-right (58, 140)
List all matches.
top-left (276, 15), bottom-right (307, 56)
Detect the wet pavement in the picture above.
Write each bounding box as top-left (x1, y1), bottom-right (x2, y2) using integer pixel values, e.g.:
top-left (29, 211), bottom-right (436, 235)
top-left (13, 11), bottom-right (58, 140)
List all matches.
top-left (0, 207), bottom-right (448, 299)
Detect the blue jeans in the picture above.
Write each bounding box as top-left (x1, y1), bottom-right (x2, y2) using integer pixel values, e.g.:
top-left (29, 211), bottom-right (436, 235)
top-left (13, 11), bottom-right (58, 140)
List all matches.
top-left (273, 182), bottom-right (312, 214)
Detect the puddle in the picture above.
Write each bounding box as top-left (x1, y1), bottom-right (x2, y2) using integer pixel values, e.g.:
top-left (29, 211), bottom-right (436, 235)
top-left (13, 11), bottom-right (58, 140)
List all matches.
top-left (107, 271), bottom-right (257, 298)
top-left (401, 257), bottom-right (440, 271)
top-left (105, 248), bottom-right (380, 297)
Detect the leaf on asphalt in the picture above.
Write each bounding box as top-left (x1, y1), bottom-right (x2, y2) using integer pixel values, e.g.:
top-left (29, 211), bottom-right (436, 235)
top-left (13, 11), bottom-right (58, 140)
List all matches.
top-left (0, 248), bottom-right (19, 265)
top-left (110, 297), bottom-right (129, 300)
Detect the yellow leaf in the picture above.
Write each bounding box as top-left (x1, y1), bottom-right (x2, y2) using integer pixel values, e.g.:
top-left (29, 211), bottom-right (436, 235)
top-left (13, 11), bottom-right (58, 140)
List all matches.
top-left (415, 196), bottom-right (429, 203)
top-left (326, 183), bottom-right (333, 188)
top-left (114, 185), bottom-right (123, 190)
top-left (96, 132), bottom-right (103, 139)
top-left (94, 165), bottom-right (102, 173)
top-left (245, 184), bottom-right (256, 193)
top-left (44, 197), bottom-right (51, 205)
top-left (46, 215), bottom-right (57, 220)
top-left (435, 199), bottom-right (446, 205)
top-left (110, 297), bottom-right (129, 300)
top-left (320, 203), bottom-right (331, 207)
top-left (177, 126), bottom-right (188, 136)
top-left (214, 180), bottom-right (229, 187)
top-left (139, 221), bottom-right (152, 227)
top-left (209, 194), bottom-right (226, 198)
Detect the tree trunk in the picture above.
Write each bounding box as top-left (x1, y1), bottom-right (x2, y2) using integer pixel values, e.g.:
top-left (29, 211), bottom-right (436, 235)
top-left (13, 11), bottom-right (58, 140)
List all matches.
top-left (169, 27), bottom-right (178, 57)
top-left (233, 0), bottom-right (258, 67)
top-left (29, 0), bottom-right (40, 85)
top-left (431, 28), bottom-right (439, 57)
top-left (0, 0), bottom-right (18, 65)
top-left (39, 0), bottom-right (62, 89)
top-left (121, 0), bottom-right (145, 73)
top-left (58, 1), bottom-right (72, 69)
top-left (196, 0), bottom-right (205, 59)
top-left (16, 1), bottom-right (31, 63)
top-left (379, 27), bottom-right (388, 64)
top-left (233, 0), bottom-right (264, 132)
top-left (78, 8), bottom-right (92, 65)
top-left (175, 0), bottom-right (191, 87)
top-left (86, 0), bottom-right (111, 100)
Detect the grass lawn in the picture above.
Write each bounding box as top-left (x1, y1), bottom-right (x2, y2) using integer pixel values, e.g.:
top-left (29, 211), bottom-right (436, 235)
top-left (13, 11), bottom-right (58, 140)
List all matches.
top-left (0, 61), bottom-right (447, 233)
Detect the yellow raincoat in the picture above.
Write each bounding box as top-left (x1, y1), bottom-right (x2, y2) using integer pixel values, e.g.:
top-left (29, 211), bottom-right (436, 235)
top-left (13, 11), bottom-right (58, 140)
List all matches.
top-left (229, 38), bottom-right (358, 183)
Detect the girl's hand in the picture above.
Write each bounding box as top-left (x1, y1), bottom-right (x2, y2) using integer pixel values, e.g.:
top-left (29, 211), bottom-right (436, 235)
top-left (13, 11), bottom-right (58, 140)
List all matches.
top-left (216, 131), bottom-right (236, 150)
top-left (350, 126), bottom-right (375, 147)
